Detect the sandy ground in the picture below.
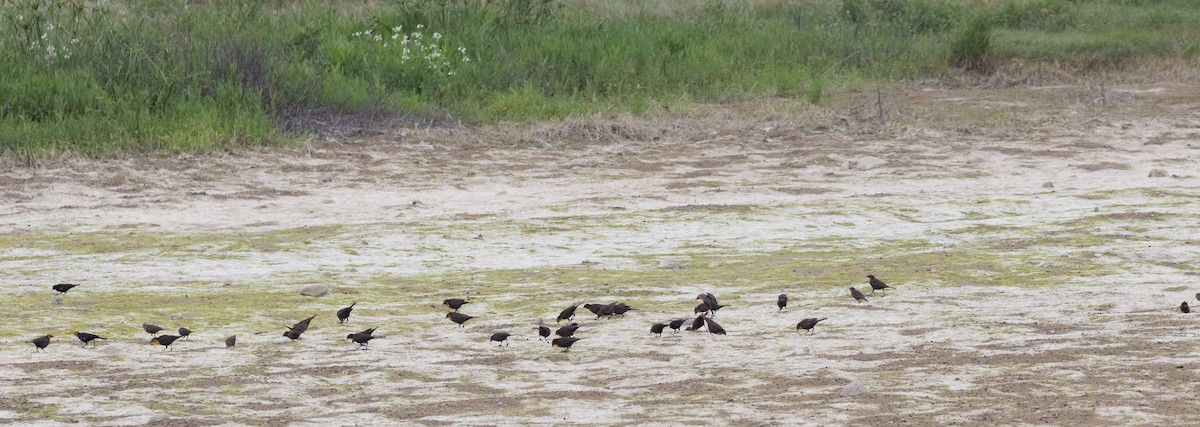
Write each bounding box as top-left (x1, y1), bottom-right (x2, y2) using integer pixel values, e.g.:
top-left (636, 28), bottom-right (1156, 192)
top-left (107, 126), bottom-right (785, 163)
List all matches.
top-left (1, 84), bottom-right (1200, 426)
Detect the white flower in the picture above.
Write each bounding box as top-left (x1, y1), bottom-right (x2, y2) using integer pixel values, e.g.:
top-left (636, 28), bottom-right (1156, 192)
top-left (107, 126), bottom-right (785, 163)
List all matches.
top-left (416, 24), bottom-right (424, 29)
top-left (70, 38), bottom-right (79, 45)
top-left (433, 32), bottom-right (441, 40)
top-left (391, 34), bottom-right (399, 40)
top-left (373, 35), bottom-right (382, 42)
top-left (392, 26), bottom-right (402, 33)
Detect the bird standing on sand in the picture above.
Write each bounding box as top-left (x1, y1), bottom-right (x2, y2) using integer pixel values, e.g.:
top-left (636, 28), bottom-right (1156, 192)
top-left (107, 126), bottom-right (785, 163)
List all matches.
top-left (490, 332), bottom-right (511, 347)
top-left (1182, 302), bottom-right (1191, 314)
top-left (538, 323), bottom-right (551, 341)
top-left (151, 335), bottom-right (181, 351)
top-left (796, 317), bottom-right (828, 334)
top-left (178, 327), bottom-right (192, 340)
top-left (668, 318), bottom-right (686, 333)
top-left (29, 335), bottom-right (52, 352)
top-left (443, 298), bottom-right (469, 312)
top-left (557, 305), bottom-right (578, 323)
top-left (850, 287), bottom-right (868, 304)
top-left (552, 337), bottom-right (581, 352)
top-left (337, 302), bottom-right (356, 324)
top-left (284, 315), bottom-right (317, 340)
top-left (225, 335), bottom-right (237, 348)
top-left (74, 332), bottom-right (106, 348)
top-left (143, 323), bottom-right (164, 337)
top-left (556, 323), bottom-right (580, 338)
top-left (650, 323), bottom-right (667, 336)
top-left (686, 315), bottom-right (706, 331)
top-left (867, 275), bottom-right (890, 294)
top-left (347, 328), bottom-right (377, 350)
top-left (446, 312), bottom-right (474, 328)
top-left (704, 317), bottom-right (726, 335)
top-left (53, 284), bottom-right (77, 294)
top-left (777, 293), bottom-right (788, 312)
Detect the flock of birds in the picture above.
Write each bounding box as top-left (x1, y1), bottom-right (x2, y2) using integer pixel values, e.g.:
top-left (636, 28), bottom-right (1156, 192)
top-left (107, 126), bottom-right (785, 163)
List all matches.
top-left (25, 275), bottom-right (900, 353)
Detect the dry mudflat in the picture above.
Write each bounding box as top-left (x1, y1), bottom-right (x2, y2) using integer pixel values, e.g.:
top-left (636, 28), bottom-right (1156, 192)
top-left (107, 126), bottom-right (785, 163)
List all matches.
top-left (1, 84), bottom-right (1199, 425)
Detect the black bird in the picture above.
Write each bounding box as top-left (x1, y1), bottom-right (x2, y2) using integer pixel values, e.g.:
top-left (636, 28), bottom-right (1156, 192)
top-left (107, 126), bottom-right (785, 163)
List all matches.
top-left (597, 303), bottom-right (617, 319)
top-left (694, 302), bottom-right (711, 316)
top-left (337, 302), bottom-right (356, 324)
top-left (686, 315), bottom-right (706, 331)
top-left (583, 304), bottom-right (605, 316)
top-left (347, 328), bottom-right (377, 350)
top-left (143, 323), bottom-right (163, 337)
top-left (446, 312), bottom-right (474, 328)
top-left (556, 305), bottom-right (578, 323)
top-left (697, 293), bottom-right (726, 317)
top-left (225, 335), bottom-right (236, 348)
top-left (151, 335), bottom-right (181, 350)
top-left (74, 332), bottom-right (105, 348)
top-left (283, 314), bottom-right (317, 340)
top-left (668, 318), bottom-right (686, 332)
top-left (53, 284), bottom-right (77, 294)
top-left (612, 303), bottom-right (633, 317)
top-left (556, 323), bottom-right (580, 338)
top-left (283, 329), bottom-right (303, 340)
top-left (538, 325), bottom-right (551, 341)
top-left (777, 294), bottom-right (788, 311)
top-left (443, 298), bottom-right (469, 312)
top-left (650, 322), bottom-right (667, 336)
top-left (704, 317), bottom-right (726, 335)
top-left (1183, 302), bottom-right (1191, 314)
top-left (850, 287), bottom-right (867, 304)
top-left (29, 334), bottom-right (52, 352)
top-left (551, 337), bottom-right (581, 352)
top-left (490, 332), bottom-right (511, 346)
top-left (178, 327), bottom-right (191, 340)
top-left (796, 317), bottom-right (828, 334)
top-left (867, 275), bottom-right (890, 294)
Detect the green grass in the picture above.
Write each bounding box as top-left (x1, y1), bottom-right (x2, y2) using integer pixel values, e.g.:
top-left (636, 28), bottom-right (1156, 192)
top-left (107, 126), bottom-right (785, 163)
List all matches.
top-left (0, 0), bottom-right (1197, 158)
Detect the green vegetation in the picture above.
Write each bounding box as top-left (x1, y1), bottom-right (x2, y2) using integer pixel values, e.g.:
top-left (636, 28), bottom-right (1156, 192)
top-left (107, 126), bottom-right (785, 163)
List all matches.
top-left (1, 0), bottom-right (1197, 157)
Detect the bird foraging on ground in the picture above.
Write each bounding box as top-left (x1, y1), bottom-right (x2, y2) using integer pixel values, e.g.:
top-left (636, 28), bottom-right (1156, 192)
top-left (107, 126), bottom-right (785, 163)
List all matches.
top-left (668, 318), bottom-right (686, 333)
top-left (1183, 302), bottom-right (1191, 314)
top-left (151, 335), bottom-right (180, 351)
top-left (694, 302), bottom-right (711, 316)
top-left (337, 302), bottom-right (356, 324)
top-left (777, 293), bottom-right (788, 312)
top-left (704, 317), bottom-right (726, 335)
top-left (796, 317), bottom-right (828, 334)
top-left (538, 323), bottom-right (551, 341)
top-left (74, 332), bottom-right (106, 348)
top-left (597, 303), bottom-right (617, 319)
top-left (650, 322), bottom-right (667, 336)
top-left (867, 275), bottom-right (890, 294)
top-left (556, 323), bottom-right (580, 338)
top-left (446, 312), bottom-right (474, 328)
top-left (490, 332), bottom-right (511, 347)
top-left (347, 328), bottom-right (377, 350)
top-left (552, 337), bottom-right (581, 352)
top-left (556, 305), bottom-right (578, 323)
top-left (583, 304), bottom-right (605, 316)
top-left (850, 287), bottom-right (867, 304)
top-left (29, 335), bottom-right (52, 352)
top-left (225, 335), bottom-right (236, 348)
top-left (283, 315), bottom-right (317, 340)
top-left (686, 315), bottom-right (706, 331)
top-left (443, 298), bottom-right (469, 312)
top-left (143, 323), bottom-right (163, 337)
top-left (53, 284), bottom-right (77, 294)
top-left (178, 327), bottom-right (191, 340)
top-left (696, 293), bottom-right (726, 317)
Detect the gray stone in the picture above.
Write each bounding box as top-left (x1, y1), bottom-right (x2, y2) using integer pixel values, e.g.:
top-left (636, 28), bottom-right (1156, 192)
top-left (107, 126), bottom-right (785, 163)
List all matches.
top-left (1042, 182), bottom-right (1054, 189)
top-left (840, 382), bottom-right (869, 397)
top-left (854, 156), bottom-right (887, 171)
top-left (300, 284), bottom-right (330, 297)
top-left (169, 313), bottom-right (185, 320)
top-left (1148, 168), bottom-right (1168, 178)
top-left (51, 294), bottom-right (64, 305)
top-left (658, 259), bottom-right (683, 270)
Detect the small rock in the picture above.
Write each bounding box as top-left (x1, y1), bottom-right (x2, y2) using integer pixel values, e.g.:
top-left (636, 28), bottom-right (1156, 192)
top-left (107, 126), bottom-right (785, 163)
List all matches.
top-left (169, 313), bottom-right (185, 320)
top-left (51, 294), bottom-right (64, 305)
top-left (840, 382), bottom-right (869, 397)
top-left (1148, 168), bottom-right (1168, 178)
top-left (854, 156), bottom-right (887, 171)
top-left (300, 284), bottom-right (330, 297)
top-left (1042, 182), bottom-right (1054, 189)
top-left (146, 412), bottom-right (170, 423)
top-left (658, 259), bottom-right (683, 270)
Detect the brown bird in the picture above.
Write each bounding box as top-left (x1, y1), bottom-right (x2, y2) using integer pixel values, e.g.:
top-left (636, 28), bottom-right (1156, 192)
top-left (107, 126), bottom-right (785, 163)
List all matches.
top-left (74, 332), bottom-right (106, 348)
top-left (443, 298), bottom-right (469, 312)
top-left (694, 301), bottom-right (711, 316)
top-left (446, 312), bottom-right (474, 328)
top-left (151, 335), bottom-right (181, 350)
top-left (867, 275), bottom-right (890, 294)
top-left (796, 317), bottom-right (828, 334)
top-left (1183, 302), bottom-right (1191, 314)
top-left (551, 337), bottom-right (581, 352)
top-left (225, 335), bottom-right (236, 348)
top-left (686, 315), bottom-right (706, 331)
top-left (556, 304), bottom-right (578, 323)
top-left (668, 318), bottom-right (686, 332)
top-left (538, 325), bottom-right (551, 341)
top-left (650, 322), bottom-right (667, 336)
top-left (337, 302), bottom-right (356, 324)
top-left (143, 323), bottom-right (163, 337)
top-left (583, 304), bottom-right (605, 316)
top-left (777, 293), bottom-right (788, 311)
top-left (490, 332), bottom-right (511, 346)
top-left (850, 287), bottom-right (867, 304)
top-left (53, 283), bottom-right (77, 294)
top-left (556, 323), bottom-right (580, 338)
top-left (704, 317), bottom-right (726, 335)
top-left (347, 328), bottom-right (377, 350)
top-left (29, 334), bottom-right (52, 352)
top-left (1195, 292), bottom-right (1200, 302)
top-left (178, 327), bottom-right (191, 340)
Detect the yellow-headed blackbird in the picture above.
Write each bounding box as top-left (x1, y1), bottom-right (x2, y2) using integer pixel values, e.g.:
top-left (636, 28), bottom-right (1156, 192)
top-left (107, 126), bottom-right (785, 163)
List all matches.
top-left (74, 332), bottom-right (105, 348)
top-left (539, 325), bottom-right (551, 341)
top-left (29, 334), bottom-right (52, 352)
top-left (225, 335), bottom-right (236, 348)
top-left (583, 304), bottom-right (604, 316)
top-left (143, 323), bottom-right (163, 337)
top-left (1183, 302), bottom-right (1191, 314)
top-left (704, 317), bottom-right (726, 335)
top-left (650, 323), bottom-right (666, 336)
top-left (796, 317), bottom-right (828, 334)
top-left (337, 302), bottom-right (356, 324)
top-left (53, 284), bottom-right (77, 294)
top-left (490, 332), bottom-right (511, 346)
top-left (443, 298), bottom-right (469, 312)
top-left (557, 305), bottom-right (578, 323)
top-left (686, 315), bottom-right (706, 331)
top-left (347, 328), bottom-right (377, 350)
top-left (178, 327), bottom-right (191, 340)
top-left (151, 335), bottom-right (180, 350)
top-left (850, 287), bottom-right (867, 304)
top-left (668, 318), bottom-right (686, 332)
top-left (556, 323), bottom-right (580, 338)
top-left (777, 294), bottom-right (788, 312)
top-left (551, 337), bottom-right (581, 352)
top-left (446, 312), bottom-right (474, 328)
top-left (867, 275), bottom-right (890, 294)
